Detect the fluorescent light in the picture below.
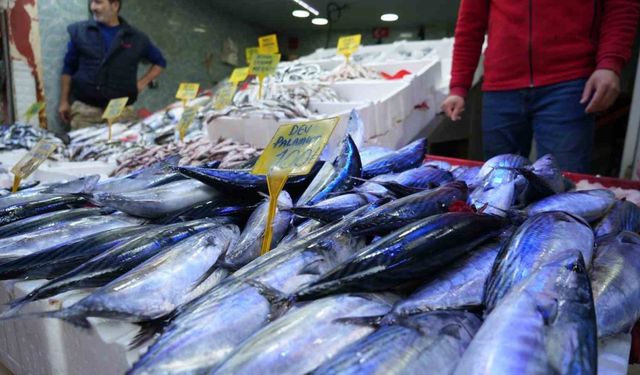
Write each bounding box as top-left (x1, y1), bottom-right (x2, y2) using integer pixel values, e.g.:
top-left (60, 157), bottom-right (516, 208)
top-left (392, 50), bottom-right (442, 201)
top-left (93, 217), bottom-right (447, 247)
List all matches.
top-left (311, 17), bottom-right (328, 25)
top-left (293, 0), bottom-right (319, 16)
top-left (193, 27), bottom-right (206, 33)
top-left (292, 10), bottom-right (310, 18)
top-left (380, 13), bottom-right (399, 22)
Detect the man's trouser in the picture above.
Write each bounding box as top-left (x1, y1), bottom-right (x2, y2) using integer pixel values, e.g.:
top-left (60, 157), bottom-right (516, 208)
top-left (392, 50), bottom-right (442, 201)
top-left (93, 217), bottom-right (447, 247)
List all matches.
top-left (482, 78), bottom-right (595, 174)
top-left (70, 100), bottom-right (138, 130)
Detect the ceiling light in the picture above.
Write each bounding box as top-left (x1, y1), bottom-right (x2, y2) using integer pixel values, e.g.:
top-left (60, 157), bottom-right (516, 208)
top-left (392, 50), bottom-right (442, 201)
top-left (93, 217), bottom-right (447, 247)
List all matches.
top-left (380, 13), bottom-right (399, 22)
top-left (293, 0), bottom-right (319, 16)
top-left (292, 10), bottom-right (310, 18)
top-left (311, 17), bottom-right (328, 25)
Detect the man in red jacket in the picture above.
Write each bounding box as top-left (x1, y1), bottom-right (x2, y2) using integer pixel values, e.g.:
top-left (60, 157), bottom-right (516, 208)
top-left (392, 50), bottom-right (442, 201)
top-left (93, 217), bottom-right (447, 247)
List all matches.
top-left (441, 0), bottom-right (639, 173)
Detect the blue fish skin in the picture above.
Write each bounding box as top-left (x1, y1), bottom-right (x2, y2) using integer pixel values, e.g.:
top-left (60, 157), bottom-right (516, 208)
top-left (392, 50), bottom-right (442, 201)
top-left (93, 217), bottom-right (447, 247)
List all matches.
top-left (312, 310), bottom-right (481, 375)
top-left (297, 136), bottom-right (362, 207)
top-left (348, 181), bottom-right (469, 236)
top-left (594, 200), bottom-right (640, 238)
top-left (290, 193), bottom-right (375, 223)
top-left (455, 251), bottom-right (596, 375)
top-left (6, 219), bottom-right (230, 309)
top-left (0, 195), bottom-right (88, 226)
top-left (591, 231), bottom-right (640, 337)
top-left (525, 189), bottom-right (616, 222)
top-left (0, 225), bottom-right (152, 281)
top-left (483, 211), bottom-right (595, 313)
top-left (0, 207), bottom-right (107, 239)
top-left (362, 138), bottom-right (427, 179)
top-left (296, 212), bottom-right (507, 300)
top-left (177, 162), bottom-right (323, 196)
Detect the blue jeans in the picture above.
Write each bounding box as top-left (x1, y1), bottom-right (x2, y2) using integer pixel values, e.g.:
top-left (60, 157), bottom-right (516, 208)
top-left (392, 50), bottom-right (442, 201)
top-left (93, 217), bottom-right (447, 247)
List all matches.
top-left (482, 79), bottom-right (595, 173)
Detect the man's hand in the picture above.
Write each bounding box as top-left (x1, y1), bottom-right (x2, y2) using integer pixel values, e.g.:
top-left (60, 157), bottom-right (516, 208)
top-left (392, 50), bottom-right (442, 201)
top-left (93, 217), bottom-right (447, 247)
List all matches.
top-left (441, 95), bottom-right (465, 121)
top-left (137, 80), bottom-right (147, 93)
top-left (59, 101), bottom-right (71, 123)
top-left (581, 69), bottom-right (621, 113)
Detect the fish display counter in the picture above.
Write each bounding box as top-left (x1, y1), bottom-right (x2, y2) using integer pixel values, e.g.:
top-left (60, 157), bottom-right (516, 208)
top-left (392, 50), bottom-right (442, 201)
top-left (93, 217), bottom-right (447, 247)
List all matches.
top-left (208, 40), bottom-right (444, 150)
top-left (0, 134), bottom-right (639, 374)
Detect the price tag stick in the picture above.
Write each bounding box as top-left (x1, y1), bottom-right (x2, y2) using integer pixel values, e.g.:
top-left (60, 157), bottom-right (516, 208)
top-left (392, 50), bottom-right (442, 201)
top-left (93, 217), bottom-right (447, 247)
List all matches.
top-left (11, 176), bottom-right (21, 193)
top-left (261, 171), bottom-right (289, 255)
top-left (107, 119), bottom-right (113, 141)
top-left (252, 117), bottom-right (339, 255)
top-left (258, 75), bottom-right (265, 101)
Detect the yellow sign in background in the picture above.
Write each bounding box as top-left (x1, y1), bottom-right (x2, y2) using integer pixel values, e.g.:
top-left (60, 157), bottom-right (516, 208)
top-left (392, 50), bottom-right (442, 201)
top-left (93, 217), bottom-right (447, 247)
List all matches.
top-left (337, 34), bottom-right (362, 59)
top-left (249, 54), bottom-right (281, 77)
top-left (258, 34), bottom-right (279, 54)
top-left (229, 67), bottom-right (250, 84)
top-left (24, 102), bottom-right (46, 124)
top-left (175, 83), bottom-right (200, 101)
top-left (252, 117), bottom-right (340, 176)
top-left (102, 97), bottom-right (129, 120)
top-left (246, 47), bottom-right (260, 65)
top-left (177, 106), bottom-right (199, 140)
top-left (214, 83), bottom-right (237, 110)
top-left (11, 140), bottom-right (58, 192)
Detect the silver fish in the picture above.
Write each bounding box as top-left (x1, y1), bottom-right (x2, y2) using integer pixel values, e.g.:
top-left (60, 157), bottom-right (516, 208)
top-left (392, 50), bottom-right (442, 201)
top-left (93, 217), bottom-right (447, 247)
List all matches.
top-left (469, 181), bottom-right (516, 216)
top-left (484, 211), bottom-right (594, 313)
top-left (48, 225), bottom-right (239, 322)
top-left (92, 180), bottom-right (220, 219)
top-left (222, 191), bottom-right (292, 268)
top-left (211, 294), bottom-right (395, 375)
top-left (388, 241), bottom-right (502, 318)
top-left (475, 154), bottom-right (531, 183)
top-left (0, 215), bottom-right (142, 264)
top-left (591, 231), bottom-right (640, 337)
top-left (454, 251), bottom-right (596, 375)
top-left (525, 189), bottom-right (616, 222)
top-left (313, 311), bottom-right (481, 375)
top-left (594, 200), bottom-right (640, 238)
top-left (128, 231), bottom-right (366, 375)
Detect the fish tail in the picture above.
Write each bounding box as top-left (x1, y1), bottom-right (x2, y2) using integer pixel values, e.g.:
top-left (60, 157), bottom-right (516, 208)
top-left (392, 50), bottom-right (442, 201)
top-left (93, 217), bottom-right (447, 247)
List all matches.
top-left (245, 279), bottom-right (294, 321)
top-left (129, 314), bottom-right (174, 349)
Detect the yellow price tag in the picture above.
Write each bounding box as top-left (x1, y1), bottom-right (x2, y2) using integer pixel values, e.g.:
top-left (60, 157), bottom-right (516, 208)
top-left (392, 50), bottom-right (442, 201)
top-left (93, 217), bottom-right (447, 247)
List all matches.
top-left (252, 117), bottom-right (340, 176)
top-left (246, 47), bottom-right (259, 65)
top-left (337, 34), bottom-right (362, 59)
top-left (24, 102), bottom-right (45, 123)
top-left (102, 97), bottom-right (129, 120)
top-left (214, 83), bottom-right (238, 110)
top-left (229, 67), bottom-right (250, 84)
top-left (176, 83), bottom-right (200, 101)
top-left (177, 106), bottom-right (199, 141)
top-left (11, 140), bottom-right (58, 187)
top-left (249, 54), bottom-right (281, 77)
top-left (258, 34), bottom-right (279, 54)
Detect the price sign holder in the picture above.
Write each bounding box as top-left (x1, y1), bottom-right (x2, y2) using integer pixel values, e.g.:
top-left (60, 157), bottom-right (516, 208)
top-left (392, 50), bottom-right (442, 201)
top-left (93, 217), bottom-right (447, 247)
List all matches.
top-left (245, 47), bottom-right (259, 65)
top-left (177, 106), bottom-right (199, 141)
top-left (258, 34), bottom-right (279, 54)
top-left (213, 83), bottom-right (237, 111)
top-left (337, 34), bottom-right (362, 63)
top-left (252, 117), bottom-right (339, 254)
top-left (102, 97), bottom-right (129, 141)
top-left (175, 83), bottom-right (200, 140)
top-left (24, 102), bottom-right (45, 125)
top-left (10, 140), bottom-right (58, 192)
top-left (249, 54), bottom-right (281, 100)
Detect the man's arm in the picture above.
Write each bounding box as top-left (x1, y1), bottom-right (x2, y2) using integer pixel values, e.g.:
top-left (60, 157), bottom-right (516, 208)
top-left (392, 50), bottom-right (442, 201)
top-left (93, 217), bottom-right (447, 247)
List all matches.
top-left (59, 40), bottom-right (79, 123)
top-left (442, 0), bottom-right (489, 121)
top-left (137, 65), bottom-right (164, 93)
top-left (581, 0), bottom-right (640, 113)
top-left (138, 40), bottom-right (167, 93)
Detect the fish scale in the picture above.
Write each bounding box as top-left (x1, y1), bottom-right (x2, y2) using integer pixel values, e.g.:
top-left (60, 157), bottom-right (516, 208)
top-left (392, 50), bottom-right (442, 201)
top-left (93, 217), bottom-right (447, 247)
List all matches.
top-left (0, 195), bottom-right (89, 226)
top-left (361, 138), bottom-right (427, 179)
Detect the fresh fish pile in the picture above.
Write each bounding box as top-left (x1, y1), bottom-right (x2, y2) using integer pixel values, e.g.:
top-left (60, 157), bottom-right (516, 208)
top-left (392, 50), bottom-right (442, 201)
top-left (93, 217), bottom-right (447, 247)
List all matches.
top-left (208, 82), bottom-right (341, 121)
top-left (112, 137), bottom-right (261, 176)
top-left (321, 62), bottom-right (381, 82)
top-left (0, 134), bottom-right (639, 375)
top-left (0, 123), bottom-right (61, 152)
top-left (273, 62), bottom-right (323, 83)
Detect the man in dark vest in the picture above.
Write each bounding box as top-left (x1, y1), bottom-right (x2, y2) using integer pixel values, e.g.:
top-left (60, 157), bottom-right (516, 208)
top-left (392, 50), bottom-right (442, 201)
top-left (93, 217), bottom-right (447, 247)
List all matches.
top-left (59, 0), bottom-right (167, 130)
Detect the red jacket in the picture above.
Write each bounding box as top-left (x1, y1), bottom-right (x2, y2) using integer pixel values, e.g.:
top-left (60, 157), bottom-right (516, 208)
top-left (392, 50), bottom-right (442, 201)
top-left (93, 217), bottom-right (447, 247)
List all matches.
top-left (450, 0), bottom-right (640, 97)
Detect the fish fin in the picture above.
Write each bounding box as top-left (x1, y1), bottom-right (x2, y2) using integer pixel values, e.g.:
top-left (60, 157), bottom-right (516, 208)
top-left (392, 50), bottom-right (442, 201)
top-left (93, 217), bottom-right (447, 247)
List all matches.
top-left (189, 263), bottom-right (222, 292)
top-left (244, 279), bottom-right (293, 321)
top-left (299, 259), bottom-right (324, 276)
top-left (535, 294), bottom-right (559, 326)
top-left (333, 315), bottom-right (383, 327)
top-left (257, 191), bottom-right (270, 200)
top-left (214, 259), bottom-right (240, 273)
top-left (439, 323), bottom-right (463, 340)
top-left (129, 314), bottom-right (174, 349)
